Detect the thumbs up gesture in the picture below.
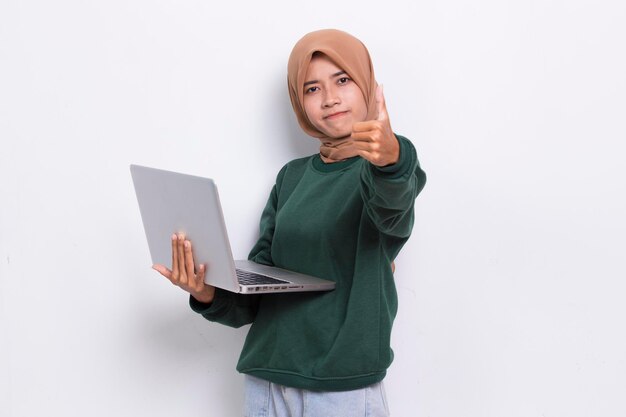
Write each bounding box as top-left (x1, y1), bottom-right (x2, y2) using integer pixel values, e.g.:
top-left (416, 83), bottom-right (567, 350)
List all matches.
top-left (320, 84), bottom-right (400, 167)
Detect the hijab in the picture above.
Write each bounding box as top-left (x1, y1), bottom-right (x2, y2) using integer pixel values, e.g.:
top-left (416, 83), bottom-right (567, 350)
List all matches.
top-left (287, 29), bottom-right (378, 142)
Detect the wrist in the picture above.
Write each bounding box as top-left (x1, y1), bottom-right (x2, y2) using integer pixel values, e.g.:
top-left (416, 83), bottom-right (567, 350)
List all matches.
top-left (192, 286), bottom-right (215, 304)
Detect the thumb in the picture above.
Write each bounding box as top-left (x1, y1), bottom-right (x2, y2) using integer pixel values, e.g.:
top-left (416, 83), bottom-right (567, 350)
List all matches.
top-left (376, 84), bottom-right (388, 121)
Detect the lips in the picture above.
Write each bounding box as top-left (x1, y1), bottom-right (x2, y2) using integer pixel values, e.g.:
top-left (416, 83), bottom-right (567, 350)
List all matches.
top-left (324, 110), bottom-right (349, 120)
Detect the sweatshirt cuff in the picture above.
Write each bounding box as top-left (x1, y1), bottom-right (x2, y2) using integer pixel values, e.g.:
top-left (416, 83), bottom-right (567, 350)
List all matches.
top-left (189, 288), bottom-right (232, 317)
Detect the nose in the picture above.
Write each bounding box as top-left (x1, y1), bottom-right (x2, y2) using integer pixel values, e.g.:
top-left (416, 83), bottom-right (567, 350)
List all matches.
top-left (322, 86), bottom-right (340, 108)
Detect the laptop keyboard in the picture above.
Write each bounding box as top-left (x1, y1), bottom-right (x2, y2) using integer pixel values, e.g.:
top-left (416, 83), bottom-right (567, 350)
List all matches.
top-left (236, 269), bottom-right (289, 286)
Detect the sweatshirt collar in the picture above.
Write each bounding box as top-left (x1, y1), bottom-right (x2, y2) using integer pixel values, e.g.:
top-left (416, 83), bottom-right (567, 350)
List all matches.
top-left (311, 154), bottom-right (360, 173)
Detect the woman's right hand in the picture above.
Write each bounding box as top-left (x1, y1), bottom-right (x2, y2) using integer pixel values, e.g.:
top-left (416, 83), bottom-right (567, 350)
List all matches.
top-left (152, 233), bottom-right (216, 304)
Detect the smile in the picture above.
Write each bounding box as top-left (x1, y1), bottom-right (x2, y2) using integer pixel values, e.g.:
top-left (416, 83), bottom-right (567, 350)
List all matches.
top-left (324, 111), bottom-right (349, 120)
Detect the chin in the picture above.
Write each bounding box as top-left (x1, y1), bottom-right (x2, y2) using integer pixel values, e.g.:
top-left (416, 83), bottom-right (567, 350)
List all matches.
top-left (323, 133), bottom-right (349, 141)
top-left (314, 123), bottom-right (351, 140)
top-left (325, 128), bottom-right (352, 140)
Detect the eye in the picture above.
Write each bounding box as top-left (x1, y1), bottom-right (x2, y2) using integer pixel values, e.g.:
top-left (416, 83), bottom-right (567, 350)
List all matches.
top-left (338, 77), bottom-right (351, 85)
top-left (305, 86), bottom-right (319, 94)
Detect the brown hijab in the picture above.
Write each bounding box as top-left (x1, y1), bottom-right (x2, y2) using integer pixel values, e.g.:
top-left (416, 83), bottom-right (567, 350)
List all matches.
top-left (287, 29), bottom-right (378, 142)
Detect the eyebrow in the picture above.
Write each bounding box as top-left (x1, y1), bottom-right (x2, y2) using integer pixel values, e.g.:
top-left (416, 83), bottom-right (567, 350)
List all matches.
top-left (303, 70), bottom-right (347, 87)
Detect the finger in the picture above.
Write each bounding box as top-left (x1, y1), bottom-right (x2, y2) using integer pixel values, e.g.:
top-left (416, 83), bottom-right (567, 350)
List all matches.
top-left (321, 137), bottom-right (380, 159)
top-left (325, 137), bottom-right (394, 166)
top-left (350, 129), bottom-right (384, 143)
top-left (195, 264), bottom-right (207, 292)
top-left (184, 239), bottom-right (196, 282)
top-left (352, 120), bottom-right (380, 134)
top-left (376, 84), bottom-right (388, 122)
top-left (342, 139), bottom-right (374, 152)
top-left (171, 234), bottom-right (179, 281)
top-left (152, 264), bottom-right (173, 280)
top-left (177, 234), bottom-right (187, 283)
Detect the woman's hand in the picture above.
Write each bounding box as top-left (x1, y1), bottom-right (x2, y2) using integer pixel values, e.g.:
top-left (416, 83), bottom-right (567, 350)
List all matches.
top-left (152, 233), bottom-right (216, 304)
top-left (320, 84), bottom-right (400, 167)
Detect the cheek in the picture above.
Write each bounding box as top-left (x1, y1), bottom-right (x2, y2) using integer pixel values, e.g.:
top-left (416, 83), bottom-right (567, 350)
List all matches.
top-left (356, 103), bottom-right (368, 122)
top-left (302, 98), bottom-right (319, 122)
top-left (352, 98), bottom-right (368, 122)
top-left (347, 88), bottom-right (368, 122)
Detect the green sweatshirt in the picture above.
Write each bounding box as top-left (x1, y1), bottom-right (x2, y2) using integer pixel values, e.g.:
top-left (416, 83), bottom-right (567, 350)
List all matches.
top-left (190, 135), bottom-right (426, 391)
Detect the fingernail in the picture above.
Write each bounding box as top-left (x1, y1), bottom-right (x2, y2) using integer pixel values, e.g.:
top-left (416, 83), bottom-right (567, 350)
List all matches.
top-left (185, 241), bottom-right (190, 248)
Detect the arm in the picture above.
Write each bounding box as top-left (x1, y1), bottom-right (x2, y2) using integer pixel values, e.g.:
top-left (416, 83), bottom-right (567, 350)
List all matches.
top-left (189, 289), bottom-right (260, 329)
top-left (319, 84), bottom-right (427, 237)
top-left (360, 135), bottom-right (426, 238)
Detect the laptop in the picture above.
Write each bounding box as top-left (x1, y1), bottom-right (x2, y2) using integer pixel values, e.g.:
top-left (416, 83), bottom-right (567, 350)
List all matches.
top-left (130, 164), bottom-right (335, 294)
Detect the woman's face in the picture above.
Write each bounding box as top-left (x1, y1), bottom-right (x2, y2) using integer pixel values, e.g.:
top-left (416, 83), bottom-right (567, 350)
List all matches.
top-left (302, 54), bottom-right (368, 140)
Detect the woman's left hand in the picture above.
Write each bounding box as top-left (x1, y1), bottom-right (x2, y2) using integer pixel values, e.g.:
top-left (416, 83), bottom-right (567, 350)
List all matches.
top-left (320, 84), bottom-right (400, 167)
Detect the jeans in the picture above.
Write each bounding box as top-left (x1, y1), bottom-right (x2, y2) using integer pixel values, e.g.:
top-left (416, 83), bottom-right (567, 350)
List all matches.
top-left (243, 375), bottom-right (390, 417)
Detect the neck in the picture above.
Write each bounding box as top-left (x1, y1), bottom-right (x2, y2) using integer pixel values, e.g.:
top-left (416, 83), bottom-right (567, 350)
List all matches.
top-left (318, 135), bottom-right (352, 164)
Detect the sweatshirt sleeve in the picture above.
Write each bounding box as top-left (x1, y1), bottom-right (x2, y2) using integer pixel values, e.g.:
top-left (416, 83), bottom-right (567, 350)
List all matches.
top-left (359, 134), bottom-right (426, 238)
top-left (189, 289), bottom-right (260, 328)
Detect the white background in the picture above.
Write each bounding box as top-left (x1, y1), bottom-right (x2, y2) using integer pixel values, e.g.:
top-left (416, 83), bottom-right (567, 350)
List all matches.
top-left (1, 0), bottom-right (625, 416)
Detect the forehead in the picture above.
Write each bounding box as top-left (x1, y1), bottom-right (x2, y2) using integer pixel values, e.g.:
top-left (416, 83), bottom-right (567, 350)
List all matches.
top-left (305, 53), bottom-right (346, 77)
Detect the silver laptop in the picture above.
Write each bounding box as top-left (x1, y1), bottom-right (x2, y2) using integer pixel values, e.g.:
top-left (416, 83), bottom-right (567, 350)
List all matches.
top-left (130, 164), bottom-right (335, 294)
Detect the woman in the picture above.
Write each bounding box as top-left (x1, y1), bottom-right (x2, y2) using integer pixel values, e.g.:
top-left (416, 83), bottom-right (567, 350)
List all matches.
top-left (153, 28), bottom-right (426, 416)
